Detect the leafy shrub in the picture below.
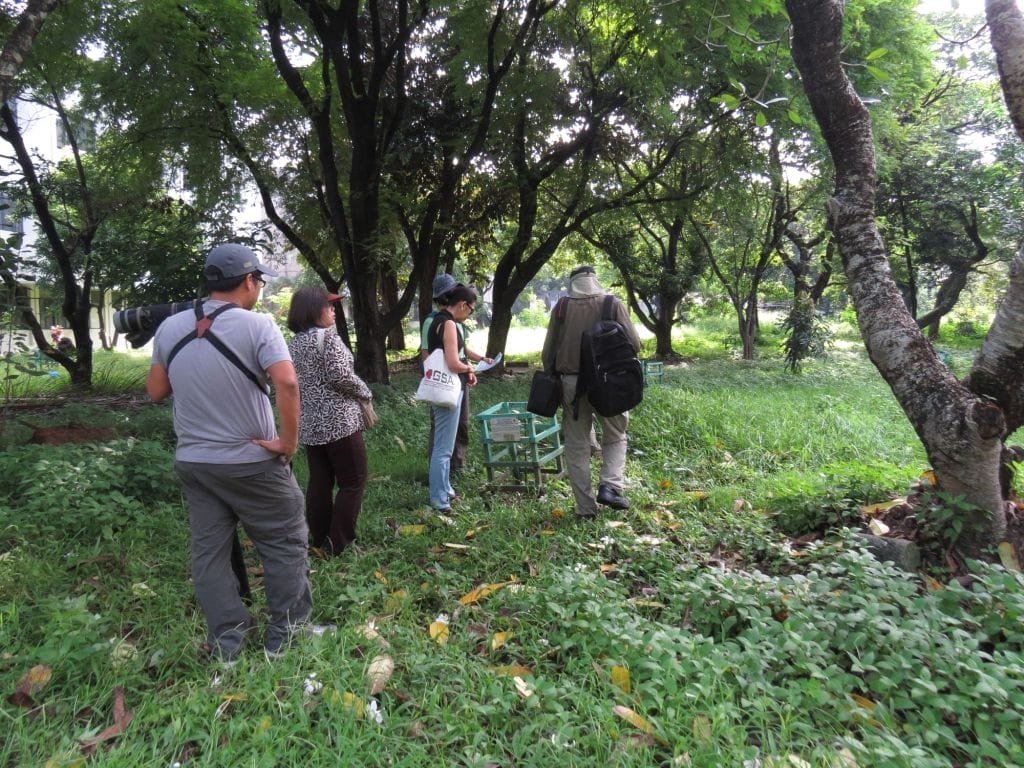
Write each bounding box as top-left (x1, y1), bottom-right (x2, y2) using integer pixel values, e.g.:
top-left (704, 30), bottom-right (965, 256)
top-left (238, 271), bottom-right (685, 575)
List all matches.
top-left (506, 540), bottom-right (1024, 767)
top-left (765, 462), bottom-right (907, 536)
top-left (0, 438), bottom-right (176, 542)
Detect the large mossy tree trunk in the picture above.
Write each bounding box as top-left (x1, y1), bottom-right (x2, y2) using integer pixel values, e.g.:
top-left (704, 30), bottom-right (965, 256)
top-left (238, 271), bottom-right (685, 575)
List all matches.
top-left (786, 0), bottom-right (1008, 558)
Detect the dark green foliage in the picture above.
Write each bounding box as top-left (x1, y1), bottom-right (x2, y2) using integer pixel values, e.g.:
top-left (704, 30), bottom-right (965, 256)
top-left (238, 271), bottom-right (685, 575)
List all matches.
top-left (779, 299), bottom-right (832, 373)
top-left (766, 462), bottom-right (909, 536)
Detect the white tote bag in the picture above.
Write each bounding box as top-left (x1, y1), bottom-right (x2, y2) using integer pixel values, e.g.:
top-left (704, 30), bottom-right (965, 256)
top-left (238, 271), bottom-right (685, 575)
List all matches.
top-left (415, 348), bottom-right (462, 409)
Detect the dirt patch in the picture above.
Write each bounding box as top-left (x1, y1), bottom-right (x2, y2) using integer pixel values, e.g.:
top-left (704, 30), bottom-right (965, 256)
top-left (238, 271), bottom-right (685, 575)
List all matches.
top-left (29, 426), bottom-right (118, 444)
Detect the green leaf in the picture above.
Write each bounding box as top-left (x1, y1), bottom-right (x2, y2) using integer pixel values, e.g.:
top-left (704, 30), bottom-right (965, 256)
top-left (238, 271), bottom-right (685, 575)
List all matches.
top-left (865, 47), bottom-right (888, 61)
top-left (866, 65), bottom-right (890, 82)
top-left (787, 109), bottom-right (802, 125)
top-left (755, 111), bottom-right (768, 128)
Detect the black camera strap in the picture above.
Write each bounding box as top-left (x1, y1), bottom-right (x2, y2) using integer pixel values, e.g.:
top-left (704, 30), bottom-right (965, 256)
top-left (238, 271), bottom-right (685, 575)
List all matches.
top-left (166, 302), bottom-right (270, 398)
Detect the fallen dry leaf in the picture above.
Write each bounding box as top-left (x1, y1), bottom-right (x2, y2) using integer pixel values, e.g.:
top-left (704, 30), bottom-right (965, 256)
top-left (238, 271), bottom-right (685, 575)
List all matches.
top-left (610, 665), bottom-right (631, 694)
top-left (491, 632), bottom-right (512, 651)
top-left (513, 675), bottom-right (534, 698)
top-left (459, 581), bottom-right (514, 605)
top-left (861, 498), bottom-right (906, 516)
top-left (398, 524), bottom-right (426, 536)
top-left (489, 664), bottom-right (533, 677)
top-left (79, 686), bottom-right (133, 754)
top-left (16, 665), bottom-right (52, 697)
top-left (998, 541), bottom-right (1021, 572)
top-left (366, 655), bottom-right (395, 696)
top-left (612, 705), bottom-right (668, 746)
top-left (429, 617), bottom-right (450, 645)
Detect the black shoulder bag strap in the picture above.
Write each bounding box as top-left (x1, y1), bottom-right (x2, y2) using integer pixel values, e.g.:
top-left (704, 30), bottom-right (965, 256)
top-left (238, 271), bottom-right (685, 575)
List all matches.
top-left (601, 293), bottom-right (615, 321)
top-left (166, 302), bottom-right (270, 397)
top-left (544, 296), bottom-right (569, 375)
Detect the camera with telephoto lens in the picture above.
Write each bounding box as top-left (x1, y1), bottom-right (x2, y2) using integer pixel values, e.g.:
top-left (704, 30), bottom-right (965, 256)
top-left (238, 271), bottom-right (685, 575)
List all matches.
top-left (113, 300), bottom-right (199, 348)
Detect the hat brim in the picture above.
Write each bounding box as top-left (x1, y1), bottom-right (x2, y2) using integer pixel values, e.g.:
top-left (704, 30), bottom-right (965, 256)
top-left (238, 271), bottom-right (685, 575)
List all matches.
top-left (254, 261), bottom-right (278, 278)
top-left (325, 293), bottom-right (343, 302)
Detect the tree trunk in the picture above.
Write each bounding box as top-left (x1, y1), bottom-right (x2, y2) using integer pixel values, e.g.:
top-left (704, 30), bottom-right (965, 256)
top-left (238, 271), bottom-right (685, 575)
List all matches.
top-left (786, 0), bottom-right (1007, 558)
top-left (654, 309), bottom-right (676, 358)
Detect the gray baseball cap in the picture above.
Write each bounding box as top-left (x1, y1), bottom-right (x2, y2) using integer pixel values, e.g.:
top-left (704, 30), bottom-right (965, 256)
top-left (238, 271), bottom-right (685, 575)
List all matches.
top-left (432, 273), bottom-right (458, 299)
top-left (204, 243), bottom-right (279, 281)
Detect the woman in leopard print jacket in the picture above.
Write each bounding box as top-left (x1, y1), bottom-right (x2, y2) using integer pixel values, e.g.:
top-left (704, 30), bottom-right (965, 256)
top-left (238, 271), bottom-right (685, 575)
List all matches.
top-left (287, 287), bottom-right (374, 555)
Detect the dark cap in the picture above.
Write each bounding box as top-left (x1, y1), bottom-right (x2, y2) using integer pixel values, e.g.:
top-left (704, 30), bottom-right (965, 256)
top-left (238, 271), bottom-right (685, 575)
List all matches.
top-left (570, 265), bottom-right (595, 279)
top-left (432, 273), bottom-right (458, 299)
top-left (204, 243), bottom-right (279, 281)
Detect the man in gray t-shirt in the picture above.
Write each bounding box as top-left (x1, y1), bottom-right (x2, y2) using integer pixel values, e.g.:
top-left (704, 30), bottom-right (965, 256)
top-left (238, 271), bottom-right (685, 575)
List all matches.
top-left (146, 242), bottom-right (315, 661)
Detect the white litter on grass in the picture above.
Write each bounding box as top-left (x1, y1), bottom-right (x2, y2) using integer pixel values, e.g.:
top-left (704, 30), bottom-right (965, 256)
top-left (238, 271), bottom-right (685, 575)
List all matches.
top-left (303, 673), bottom-right (323, 697)
top-left (367, 699), bottom-right (384, 724)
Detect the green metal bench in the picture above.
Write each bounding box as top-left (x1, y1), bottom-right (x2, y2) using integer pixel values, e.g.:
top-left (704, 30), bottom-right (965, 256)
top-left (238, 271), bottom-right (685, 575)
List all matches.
top-left (474, 401), bottom-right (564, 491)
top-left (642, 359), bottom-right (664, 385)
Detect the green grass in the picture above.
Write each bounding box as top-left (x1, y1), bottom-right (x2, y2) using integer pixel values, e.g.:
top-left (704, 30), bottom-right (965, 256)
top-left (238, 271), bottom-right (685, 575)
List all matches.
top-left (2, 323), bottom-right (1023, 767)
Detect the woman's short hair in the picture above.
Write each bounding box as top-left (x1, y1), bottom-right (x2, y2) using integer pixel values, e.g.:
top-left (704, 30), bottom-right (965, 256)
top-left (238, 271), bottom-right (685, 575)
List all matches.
top-left (288, 286), bottom-right (334, 333)
top-left (443, 284), bottom-right (477, 307)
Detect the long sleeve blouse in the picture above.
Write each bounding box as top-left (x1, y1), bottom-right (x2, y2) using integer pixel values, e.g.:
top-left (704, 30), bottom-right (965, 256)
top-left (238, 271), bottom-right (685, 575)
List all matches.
top-left (289, 328), bottom-right (373, 446)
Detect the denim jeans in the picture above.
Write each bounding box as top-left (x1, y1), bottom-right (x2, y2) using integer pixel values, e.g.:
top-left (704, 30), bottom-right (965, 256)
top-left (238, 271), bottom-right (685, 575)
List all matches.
top-left (429, 402), bottom-right (460, 508)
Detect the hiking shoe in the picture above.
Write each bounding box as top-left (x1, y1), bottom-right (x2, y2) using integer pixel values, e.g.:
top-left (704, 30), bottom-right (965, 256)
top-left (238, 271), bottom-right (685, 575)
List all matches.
top-left (597, 484), bottom-right (629, 511)
top-left (264, 623), bottom-right (337, 660)
top-left (573, 507), bottom-right (598, 519)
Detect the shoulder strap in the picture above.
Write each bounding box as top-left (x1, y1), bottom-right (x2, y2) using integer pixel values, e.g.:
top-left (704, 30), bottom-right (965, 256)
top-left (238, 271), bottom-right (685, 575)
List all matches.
top-left (167, 302), bottom-right (270, 397)
top-left (555, 296), bottom-right (568, 320)
top-left (544, 297), bottom-right (570, 375)
top-left (601, 294), bottom-right (615, 321)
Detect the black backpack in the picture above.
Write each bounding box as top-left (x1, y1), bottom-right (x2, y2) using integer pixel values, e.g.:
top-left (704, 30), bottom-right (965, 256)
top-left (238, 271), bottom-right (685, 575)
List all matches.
top-left (574, 295), bottom-right (643, 418)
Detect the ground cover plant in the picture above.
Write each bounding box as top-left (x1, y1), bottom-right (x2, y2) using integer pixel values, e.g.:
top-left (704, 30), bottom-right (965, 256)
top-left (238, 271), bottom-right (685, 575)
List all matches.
top-left (2, 331), bottom-right (1023, 767)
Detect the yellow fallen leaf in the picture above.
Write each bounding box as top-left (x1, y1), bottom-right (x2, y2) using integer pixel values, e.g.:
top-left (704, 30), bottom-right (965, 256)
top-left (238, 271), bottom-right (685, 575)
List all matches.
top-left (660, 479), bottom-right (672, 490)
top-left (540, 527), bottom-right (556, 535)
top-left (385, 589), bottom-right (408, 612)
top-left (339, 690), bottom-right (366, 716)
top-left (491, 631), bottom-right (512, 650)
top-left (16, 665), bottom-right (52, 696)
top-left (861, 498), bottom-right (905, 516)
top-left (849, 693), bottom-right (876, 713)
top-left (489, 664), bottom-right (533, 677)
top-left (599, 563), bottom-right (618, 573)
top-left (629, 599), bottom-right (666, 608)
top-left (429, 620), bottom-right (449, 645)
top-left (551, 508), bottom-right (565, 519)
top-left (399, 524), bottom-right (426, 536)
top-left (373, 570), bottom-right (389, 586)
top-left (258, 716), bottom-right (272, 733)
top-left (443, 542), bottom-right (471, 550)
top-left (605, 520), bottom-right (627, 528)
top-left (394, 436), bottom-right (407, 453)
top-left (465, 525), bottom-right (489, 539)
top-left (612, 705), bottom-right (668, 746)
top-left (684, 491), bottom-right (708, 500)
top-left (366, 654), bottom-right (395, 696)
top-left (459, 581), bottom-right (514, 605)
top-left (998, 541), bottom-right (1021, 572)
top-left (919, 469), bottom-right (937, 486)
top-left (923, 575), bottom-right (944, 592)
top-left (610, 665), bottom-right (631, 694)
